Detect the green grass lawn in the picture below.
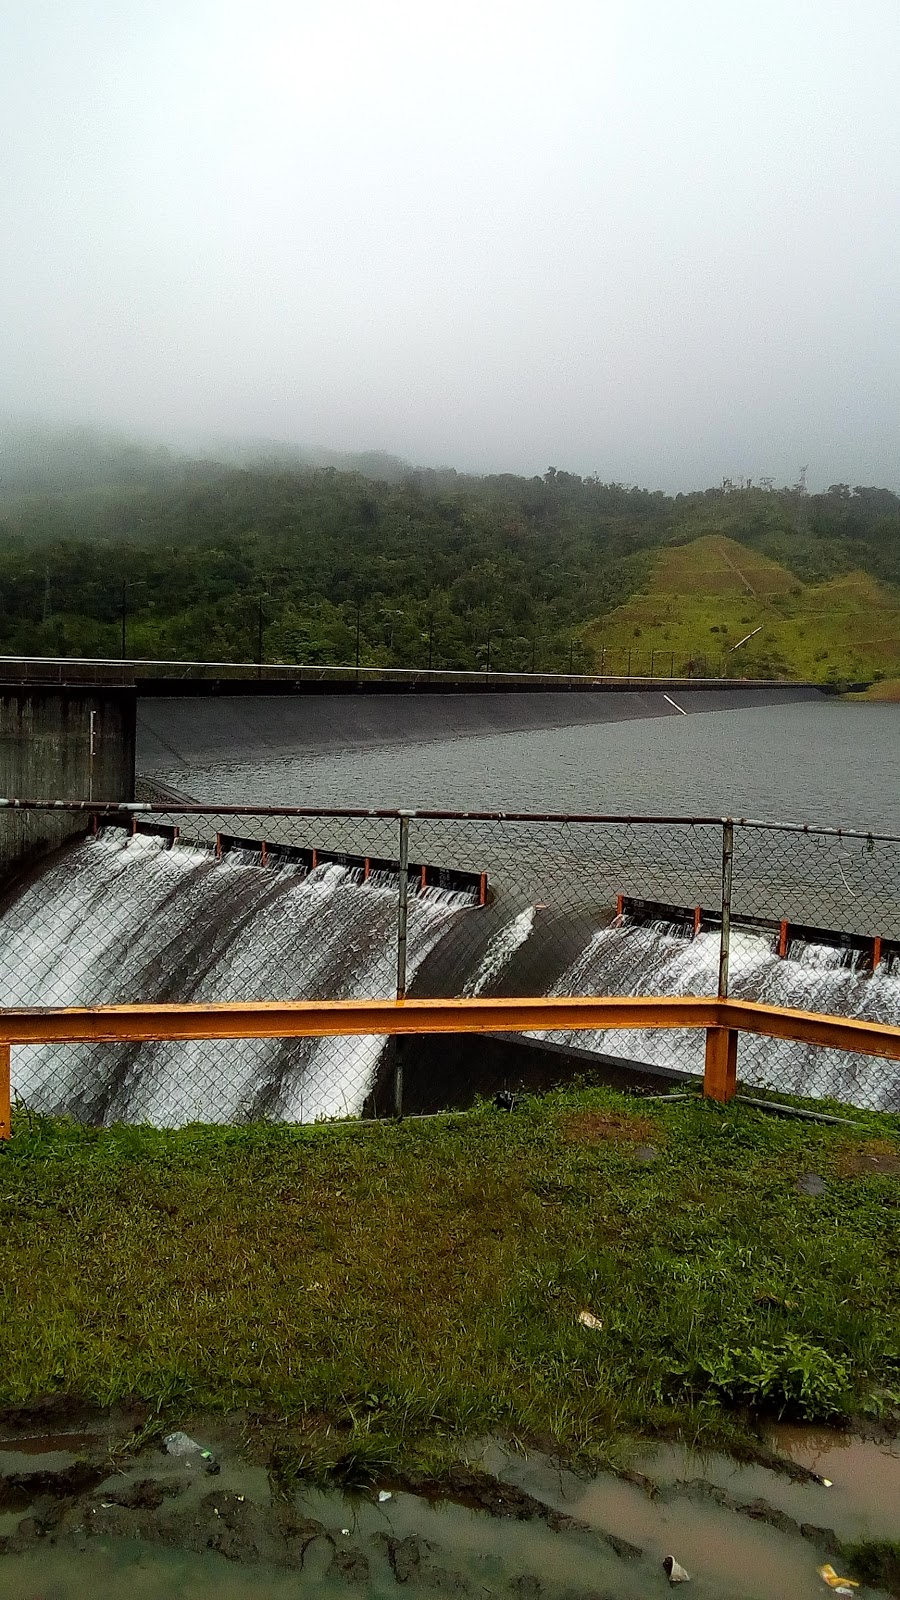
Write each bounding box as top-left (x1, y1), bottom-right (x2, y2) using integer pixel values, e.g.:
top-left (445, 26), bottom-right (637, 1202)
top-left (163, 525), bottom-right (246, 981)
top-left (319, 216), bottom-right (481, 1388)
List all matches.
top-left (582, 535), bottom-right (900, 684)
top-left (1, 1088), bottom-right (899, 1477)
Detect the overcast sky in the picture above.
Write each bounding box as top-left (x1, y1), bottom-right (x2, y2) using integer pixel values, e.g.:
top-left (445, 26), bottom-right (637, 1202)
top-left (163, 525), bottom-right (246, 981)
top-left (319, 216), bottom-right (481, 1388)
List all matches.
top-left (2, 0), bottom-right (899, 489)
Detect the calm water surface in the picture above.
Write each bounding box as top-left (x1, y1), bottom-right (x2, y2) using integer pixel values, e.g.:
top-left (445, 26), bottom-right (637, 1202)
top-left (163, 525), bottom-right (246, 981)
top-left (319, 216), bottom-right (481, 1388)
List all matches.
top-left (160, 703), bottom-right (900, 833)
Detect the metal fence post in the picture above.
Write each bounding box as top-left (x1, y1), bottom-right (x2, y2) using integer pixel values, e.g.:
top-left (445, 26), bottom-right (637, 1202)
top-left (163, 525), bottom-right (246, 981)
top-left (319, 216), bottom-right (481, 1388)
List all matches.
top-left (705, 817), bottom-right (737, 1102)
top-left (718, 817), bottom-right (734, 998)
top-left (394, 812), bottom-right (411, 1118)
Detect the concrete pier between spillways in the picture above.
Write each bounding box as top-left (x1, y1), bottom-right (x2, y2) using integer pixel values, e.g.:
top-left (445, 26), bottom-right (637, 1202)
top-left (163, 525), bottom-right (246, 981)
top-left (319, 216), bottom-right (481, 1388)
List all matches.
top-left (0, 685), bottom-right (136, 886)
top-left (136, 682), bottom-right (825, 773)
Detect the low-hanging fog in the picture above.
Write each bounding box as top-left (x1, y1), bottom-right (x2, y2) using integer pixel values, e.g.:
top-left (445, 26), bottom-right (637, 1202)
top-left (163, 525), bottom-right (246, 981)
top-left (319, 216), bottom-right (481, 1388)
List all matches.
top-left (2, 0), bottom-right (898, 491)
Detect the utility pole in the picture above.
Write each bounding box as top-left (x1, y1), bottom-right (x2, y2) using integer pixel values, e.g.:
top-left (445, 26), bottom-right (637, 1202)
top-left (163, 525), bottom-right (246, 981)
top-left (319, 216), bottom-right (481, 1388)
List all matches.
top-left (257, 596), bottom-right (265, 676)
top-left (355, 601), bottom-right (361, 679)
top-left (121, 581), bottom-right (127, 658)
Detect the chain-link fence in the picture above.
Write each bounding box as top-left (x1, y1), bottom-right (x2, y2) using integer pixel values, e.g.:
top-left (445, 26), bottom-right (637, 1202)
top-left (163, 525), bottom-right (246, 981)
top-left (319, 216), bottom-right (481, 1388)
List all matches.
top-left (728, 821), bottom-right (900, 1108)
top-left (0, 802), bottom-right (898, 1123)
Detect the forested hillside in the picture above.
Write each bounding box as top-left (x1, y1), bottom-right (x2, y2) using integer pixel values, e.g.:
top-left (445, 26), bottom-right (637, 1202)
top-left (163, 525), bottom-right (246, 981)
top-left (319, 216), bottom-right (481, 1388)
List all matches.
top-left (0, 429), bottom-right (897, 680)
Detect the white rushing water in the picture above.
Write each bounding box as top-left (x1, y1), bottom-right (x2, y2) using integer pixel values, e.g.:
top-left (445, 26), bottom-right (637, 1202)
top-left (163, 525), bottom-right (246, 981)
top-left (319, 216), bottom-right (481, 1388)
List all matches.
top-left (2, 832), bottom-right (898, 1121)
top-left (538, 919), bottom-right (900, 1110)
top-left (463, 906), bottom-right (536, 996)
top-left (0, 831), bottom-right (476, 1126)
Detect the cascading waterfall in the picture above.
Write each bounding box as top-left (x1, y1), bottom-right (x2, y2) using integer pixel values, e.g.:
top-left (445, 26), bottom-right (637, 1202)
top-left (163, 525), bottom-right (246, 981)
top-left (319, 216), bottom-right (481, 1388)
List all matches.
top-left (0, 831), bottom-right (476, 1126)
top-left (538, 919), bottom-right (900, 1110)
top-left (463, 906), bottom-right (536, 996)
top-left (3, 831), bottom-right (898, 1121)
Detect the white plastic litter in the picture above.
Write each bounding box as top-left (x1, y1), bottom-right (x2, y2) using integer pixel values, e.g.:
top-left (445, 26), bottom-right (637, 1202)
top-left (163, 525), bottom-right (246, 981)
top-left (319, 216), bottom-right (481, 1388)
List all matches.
top-left (163, 1431), bottom-right (220, 1473)
top-left (378, 1491), bottom-right (393, 1503)
top-left (663, 1555), bottom-right (691, 1583)
top-left (164, 1431), bottom-right (203, 1457)
top-left (577, 1309), bottom-right (603, 1331)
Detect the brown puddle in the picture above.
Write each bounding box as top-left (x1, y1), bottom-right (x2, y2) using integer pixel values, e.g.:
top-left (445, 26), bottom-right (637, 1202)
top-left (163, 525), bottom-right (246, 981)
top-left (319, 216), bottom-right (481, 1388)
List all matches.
top-left (471, 1435), bottom-right (898, 1598)
top-left (768, 1423), bottom-right (900, 1535)
top-left (0, 1425), bottom-right (895, 1599)
top-left (0, 1433), bottom-right (99, 1456)
top-left (571, 1472), bottom-right (822, 1597)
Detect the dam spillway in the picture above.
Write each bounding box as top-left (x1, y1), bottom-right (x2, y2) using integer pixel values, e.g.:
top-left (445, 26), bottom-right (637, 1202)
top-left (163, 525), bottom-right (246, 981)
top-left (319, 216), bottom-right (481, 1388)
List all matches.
top-left (1, 827), bottom-right (899, 1122)
top-left (537, 918), bottom-right (900, 1110)
top-left (0, 831), bottom-right (478, 1125)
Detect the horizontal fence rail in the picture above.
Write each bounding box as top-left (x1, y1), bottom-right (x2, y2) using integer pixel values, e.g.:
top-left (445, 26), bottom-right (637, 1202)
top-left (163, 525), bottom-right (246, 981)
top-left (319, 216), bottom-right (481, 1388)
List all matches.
top-left (2, 797), bottom-right (899, 846)
top-left (1, 797), bottom-right (898, 837)
top-left (1, 800), bottom-right (899, 1126)
top-left (2, 997), bottom-right (900, 1140)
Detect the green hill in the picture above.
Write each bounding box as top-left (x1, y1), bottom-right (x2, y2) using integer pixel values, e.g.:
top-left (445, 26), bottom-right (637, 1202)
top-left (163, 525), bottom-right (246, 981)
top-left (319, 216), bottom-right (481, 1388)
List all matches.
top-left (582, 535), bottom-right (900, 684)
top-left (0, 436), bottom-right (898, 680)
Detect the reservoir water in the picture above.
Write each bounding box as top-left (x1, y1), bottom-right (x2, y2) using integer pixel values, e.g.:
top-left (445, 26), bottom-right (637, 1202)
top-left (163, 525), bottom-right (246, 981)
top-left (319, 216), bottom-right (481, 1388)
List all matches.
top-left (143, 700), bottom-right (900, 833)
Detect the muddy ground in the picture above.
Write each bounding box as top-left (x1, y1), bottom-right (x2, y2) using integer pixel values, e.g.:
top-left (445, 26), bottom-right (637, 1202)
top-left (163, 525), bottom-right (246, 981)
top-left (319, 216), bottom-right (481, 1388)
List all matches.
top-left (0, 1400), bottom-right (897, 1597)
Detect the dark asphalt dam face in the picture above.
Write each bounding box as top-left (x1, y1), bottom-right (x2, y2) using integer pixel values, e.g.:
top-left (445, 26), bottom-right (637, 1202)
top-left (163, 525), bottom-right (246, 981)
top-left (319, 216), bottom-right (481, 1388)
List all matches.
top-left (136, 684), bottom-right (825, 773)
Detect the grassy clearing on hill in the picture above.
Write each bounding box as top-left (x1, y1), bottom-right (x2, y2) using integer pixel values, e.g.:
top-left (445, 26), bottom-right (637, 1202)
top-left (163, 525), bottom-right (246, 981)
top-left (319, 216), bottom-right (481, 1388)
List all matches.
top-left (2, 1088), bottom-right (899, 1477)
top-left (582, 535), bottom-right (900, 684)
top-left (847, 678), bottom-right (900, 702)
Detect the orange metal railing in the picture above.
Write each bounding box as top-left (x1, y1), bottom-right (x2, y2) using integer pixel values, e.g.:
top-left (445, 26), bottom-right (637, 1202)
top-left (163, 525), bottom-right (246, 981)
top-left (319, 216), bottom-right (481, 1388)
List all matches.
top-left (2, 995), bottom-right (900, 1138)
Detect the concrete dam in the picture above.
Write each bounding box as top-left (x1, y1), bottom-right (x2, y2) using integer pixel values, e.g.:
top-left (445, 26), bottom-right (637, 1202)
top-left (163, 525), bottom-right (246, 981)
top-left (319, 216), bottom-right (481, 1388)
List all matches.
top-left (134, 682), bottom-right (825, 778)
top-left (5, 677), bottom-right (891, 1123)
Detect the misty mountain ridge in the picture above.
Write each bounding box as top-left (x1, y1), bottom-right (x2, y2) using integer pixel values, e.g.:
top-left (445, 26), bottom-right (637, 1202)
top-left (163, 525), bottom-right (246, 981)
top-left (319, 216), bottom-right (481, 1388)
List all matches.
top-left (2, 420), bottom-right (898, 504)
top-left (0, 421), bottom-right (897, 689)
top-left (189, 435), bottom-right (416, 483)
top-left (0, 420), bottom-right (427, 496)
top-left (0, 420), bottom-right (181, 494)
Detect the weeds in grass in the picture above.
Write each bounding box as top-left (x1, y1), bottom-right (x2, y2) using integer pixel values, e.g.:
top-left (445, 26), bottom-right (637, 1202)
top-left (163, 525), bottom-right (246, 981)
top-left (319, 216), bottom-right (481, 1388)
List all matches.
top-left (108, 1413), bottom-right (169, 1466)
top-left (687, 1336), bottom-right (854, 1420)
top-left (841, 1540), bottom-right (900, 1593)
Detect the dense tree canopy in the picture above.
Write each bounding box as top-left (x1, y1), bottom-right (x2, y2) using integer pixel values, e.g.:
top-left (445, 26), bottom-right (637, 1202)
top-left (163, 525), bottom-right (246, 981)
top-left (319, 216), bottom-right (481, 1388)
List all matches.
top-left (0, 441), bottom-right (897, 675)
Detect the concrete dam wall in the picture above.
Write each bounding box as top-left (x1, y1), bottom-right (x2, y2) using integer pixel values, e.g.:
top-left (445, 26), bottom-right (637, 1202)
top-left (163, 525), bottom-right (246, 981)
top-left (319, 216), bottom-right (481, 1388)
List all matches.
top-left (136, 683), bottom-right (824, 775)
top-left (0, 685), bottom-right (136, 887)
